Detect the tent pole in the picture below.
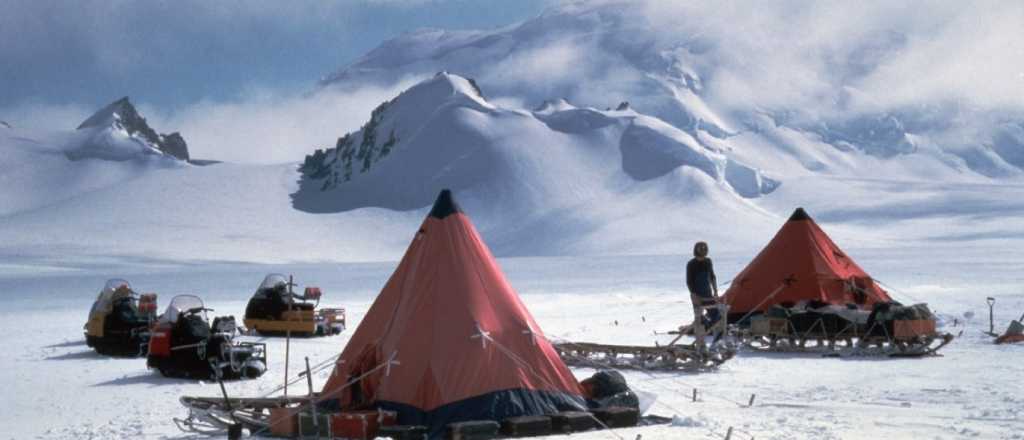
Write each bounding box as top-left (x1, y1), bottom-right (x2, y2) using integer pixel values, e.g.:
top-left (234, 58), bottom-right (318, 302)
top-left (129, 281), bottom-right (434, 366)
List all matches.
top-left (284, 275), bottom-right (293, 397)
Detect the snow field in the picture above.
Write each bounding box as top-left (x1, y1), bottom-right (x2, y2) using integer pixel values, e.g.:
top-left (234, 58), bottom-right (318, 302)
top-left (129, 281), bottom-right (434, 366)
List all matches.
top-left (3, 252), bottom-right (1021, 440)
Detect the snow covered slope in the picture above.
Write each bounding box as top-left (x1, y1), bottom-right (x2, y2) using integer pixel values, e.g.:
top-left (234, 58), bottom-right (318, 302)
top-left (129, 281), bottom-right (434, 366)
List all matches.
top-left (0, 125), bottom-right (182, 218)
top-left (319, 1), bottom-right (1024, 181)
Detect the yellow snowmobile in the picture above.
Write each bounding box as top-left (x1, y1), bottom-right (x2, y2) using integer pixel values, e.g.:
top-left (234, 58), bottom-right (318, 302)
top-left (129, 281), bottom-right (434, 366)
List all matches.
top-left (84, 279), bottom-right (158, 356)
top-left (243, 274), bottom-right (345, 336)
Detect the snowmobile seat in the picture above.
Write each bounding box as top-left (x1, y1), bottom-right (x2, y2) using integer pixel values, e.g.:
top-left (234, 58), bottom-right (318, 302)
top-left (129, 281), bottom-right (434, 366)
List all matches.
top-left (212, 316), bottom-right (237, 335)
top-left (174, 314), bottom-right (211, 346)
top-left (292, 302), bottom-right (315, 311)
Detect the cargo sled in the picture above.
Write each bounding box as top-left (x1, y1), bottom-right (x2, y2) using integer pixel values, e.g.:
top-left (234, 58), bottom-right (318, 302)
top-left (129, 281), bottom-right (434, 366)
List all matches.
top-left (556, 303), bottom-right (735, 371)
top-left (740, 301), bottom-right (954, 357)
top-left (84, 279), bottom-right (158, 356)
top-left (721, 208), bottom-right (954, 357)
top-left (148, 295), bottom-right (267, 380)
top-left (243, 274), bottom-right (345, 337)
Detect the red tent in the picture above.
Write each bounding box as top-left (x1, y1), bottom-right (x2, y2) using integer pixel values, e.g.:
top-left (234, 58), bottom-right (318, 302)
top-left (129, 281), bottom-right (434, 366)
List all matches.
top-left (722, 208), bottom-right (892, 321)
top-left (321, 189), bottom-right (585, 435)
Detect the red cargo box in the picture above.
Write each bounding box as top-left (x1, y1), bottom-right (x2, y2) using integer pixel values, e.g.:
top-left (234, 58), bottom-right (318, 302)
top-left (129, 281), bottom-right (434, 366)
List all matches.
top-left (268, 407), bottom-right (296, 437)
top-left (331, 409), bottom-right (397, 439)
top-left (894, 320), bottom-right (936, 339)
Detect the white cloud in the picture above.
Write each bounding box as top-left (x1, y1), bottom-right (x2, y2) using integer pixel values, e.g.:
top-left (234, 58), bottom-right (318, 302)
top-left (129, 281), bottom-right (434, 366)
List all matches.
top-left (145, 77), bottom-right (424, 164)
top-left (0, 102), bottom-right (92, 134)
top-left (0, 0), bottom-right (354, 75)
top-left (633, 1), bottom-right (1024, 116)
top-left (1, 77), bottom-right (423, 165)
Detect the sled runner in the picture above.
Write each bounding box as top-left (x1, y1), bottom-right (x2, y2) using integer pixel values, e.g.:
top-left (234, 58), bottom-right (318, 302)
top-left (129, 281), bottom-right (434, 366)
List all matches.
top-left (243, 274), bottom-right (346, 337)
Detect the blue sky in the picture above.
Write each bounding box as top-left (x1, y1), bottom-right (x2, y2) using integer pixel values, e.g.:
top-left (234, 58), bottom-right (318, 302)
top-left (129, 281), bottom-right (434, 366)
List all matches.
top-left (0, 0), bottom-right (548, 111)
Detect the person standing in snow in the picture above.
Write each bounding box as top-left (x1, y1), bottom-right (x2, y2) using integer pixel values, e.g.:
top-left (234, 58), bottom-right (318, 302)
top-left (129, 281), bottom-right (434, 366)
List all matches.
top-left (687, 241), bottom-right (720, 338)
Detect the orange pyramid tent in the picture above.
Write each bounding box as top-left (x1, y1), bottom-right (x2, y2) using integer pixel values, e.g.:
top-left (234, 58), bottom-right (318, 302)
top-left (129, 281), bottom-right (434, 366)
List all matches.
top-left (722, 208), bottom-right (892, 321)
top-left (321, 189), bottom-right (585, 435)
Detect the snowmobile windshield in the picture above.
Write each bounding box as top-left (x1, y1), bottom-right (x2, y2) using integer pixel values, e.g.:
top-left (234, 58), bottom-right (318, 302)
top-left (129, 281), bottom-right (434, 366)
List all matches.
top-left (99, 279), bottom-right (132, 298)
top-left (161, 295), bottom-right (205, 323)
top-left (257, 274), bottom-right (289, 293)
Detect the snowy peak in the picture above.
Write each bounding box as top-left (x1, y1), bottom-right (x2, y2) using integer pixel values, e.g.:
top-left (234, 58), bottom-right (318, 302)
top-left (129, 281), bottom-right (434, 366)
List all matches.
top-left (76, 96), bottom-right (135, 130)
top-left (402, 71), bottom-right (490, 108)
top-left (299, 72), bottom-right (493, 194)
top-left (534, 98), bottom-right (576, 114)
top-left (71, 97), bottom-right (190, 162)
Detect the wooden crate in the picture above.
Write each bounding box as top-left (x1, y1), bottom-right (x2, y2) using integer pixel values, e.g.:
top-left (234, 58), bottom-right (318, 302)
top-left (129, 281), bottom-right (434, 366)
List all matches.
top-left (500, 415), bottom-right (552, 437)
top-left (590, 407), bottom-right (639, 428)
top-left (750, 316), bottom-right (789, 336)
top-left (550, 411), bottom-right (595, 433)
top-left (268, 407), bottom-right (296, 437)
top-left (330, 409), bottom-right (397, 439)
top-left (297, 412), bottom-right (331, 438)
top-left (377, 425), bottom-right (428, 440)
top-left (893, 320), bottom-right (936, 339)
top-left (447, 420), bottom-right (499, 440)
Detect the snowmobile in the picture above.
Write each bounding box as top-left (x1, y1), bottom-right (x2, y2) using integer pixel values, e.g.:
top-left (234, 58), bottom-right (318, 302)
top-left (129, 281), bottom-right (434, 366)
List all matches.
top-left (738, 300), bottom-right (954, 357)
top-left (147, 294), bottom-right (267, 380)
top-left (84, 279), bottom-right (158, 356)
top-left (243, 274), bottom-right (345, 337)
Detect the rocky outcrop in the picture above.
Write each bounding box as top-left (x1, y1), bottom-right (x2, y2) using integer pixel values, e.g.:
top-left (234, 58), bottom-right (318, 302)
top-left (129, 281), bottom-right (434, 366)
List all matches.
top-left (76, 97), bottom-right (190, 162)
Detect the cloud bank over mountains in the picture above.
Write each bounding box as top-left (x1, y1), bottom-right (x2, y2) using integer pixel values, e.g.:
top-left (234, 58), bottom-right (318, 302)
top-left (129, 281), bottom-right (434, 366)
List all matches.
top-left (3, 0), bottom-right (1021, 166)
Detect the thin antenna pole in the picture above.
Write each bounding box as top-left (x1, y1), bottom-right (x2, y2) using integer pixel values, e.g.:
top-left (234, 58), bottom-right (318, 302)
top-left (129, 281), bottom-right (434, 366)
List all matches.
top-left (284, 275), bottom-right (294, 397)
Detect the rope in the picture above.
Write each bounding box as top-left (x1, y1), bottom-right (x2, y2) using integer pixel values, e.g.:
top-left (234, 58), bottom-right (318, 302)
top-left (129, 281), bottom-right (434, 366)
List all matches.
top-left (727, 283), bottom-right (788, 325)
top-left (245, 357), bottom-right (394, 438)
top-left (250, 352), bottom-right (341, 400)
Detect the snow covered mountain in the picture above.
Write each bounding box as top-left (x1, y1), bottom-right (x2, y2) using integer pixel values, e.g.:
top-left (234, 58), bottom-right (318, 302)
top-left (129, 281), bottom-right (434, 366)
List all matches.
top-left (294, 72), bottom-right (786, 254)
top-left (319, 1), bottom-right (1024, 181)
top-left (297, 72), bottom-right (776, 207)
top-left (69, 97), bottom-right (190, 162)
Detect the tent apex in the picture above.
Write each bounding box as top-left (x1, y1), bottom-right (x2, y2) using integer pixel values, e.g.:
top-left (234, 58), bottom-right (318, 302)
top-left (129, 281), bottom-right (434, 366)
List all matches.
top-left (788, 207), bottom-right (811, 222)
top-left (429, 189), bottom-right (462, 219)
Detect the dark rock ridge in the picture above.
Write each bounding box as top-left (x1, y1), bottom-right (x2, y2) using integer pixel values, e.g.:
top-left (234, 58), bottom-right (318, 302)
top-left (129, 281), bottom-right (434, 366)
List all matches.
top-left (0, 120), bottom-right (10, 129)
top-left (78, 97), bottom-right (190, 161)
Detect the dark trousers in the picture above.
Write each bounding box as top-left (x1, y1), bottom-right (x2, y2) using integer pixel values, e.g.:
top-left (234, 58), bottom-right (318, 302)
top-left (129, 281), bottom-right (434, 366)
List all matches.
top-left (692, 294), bottom-right (721, 327)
